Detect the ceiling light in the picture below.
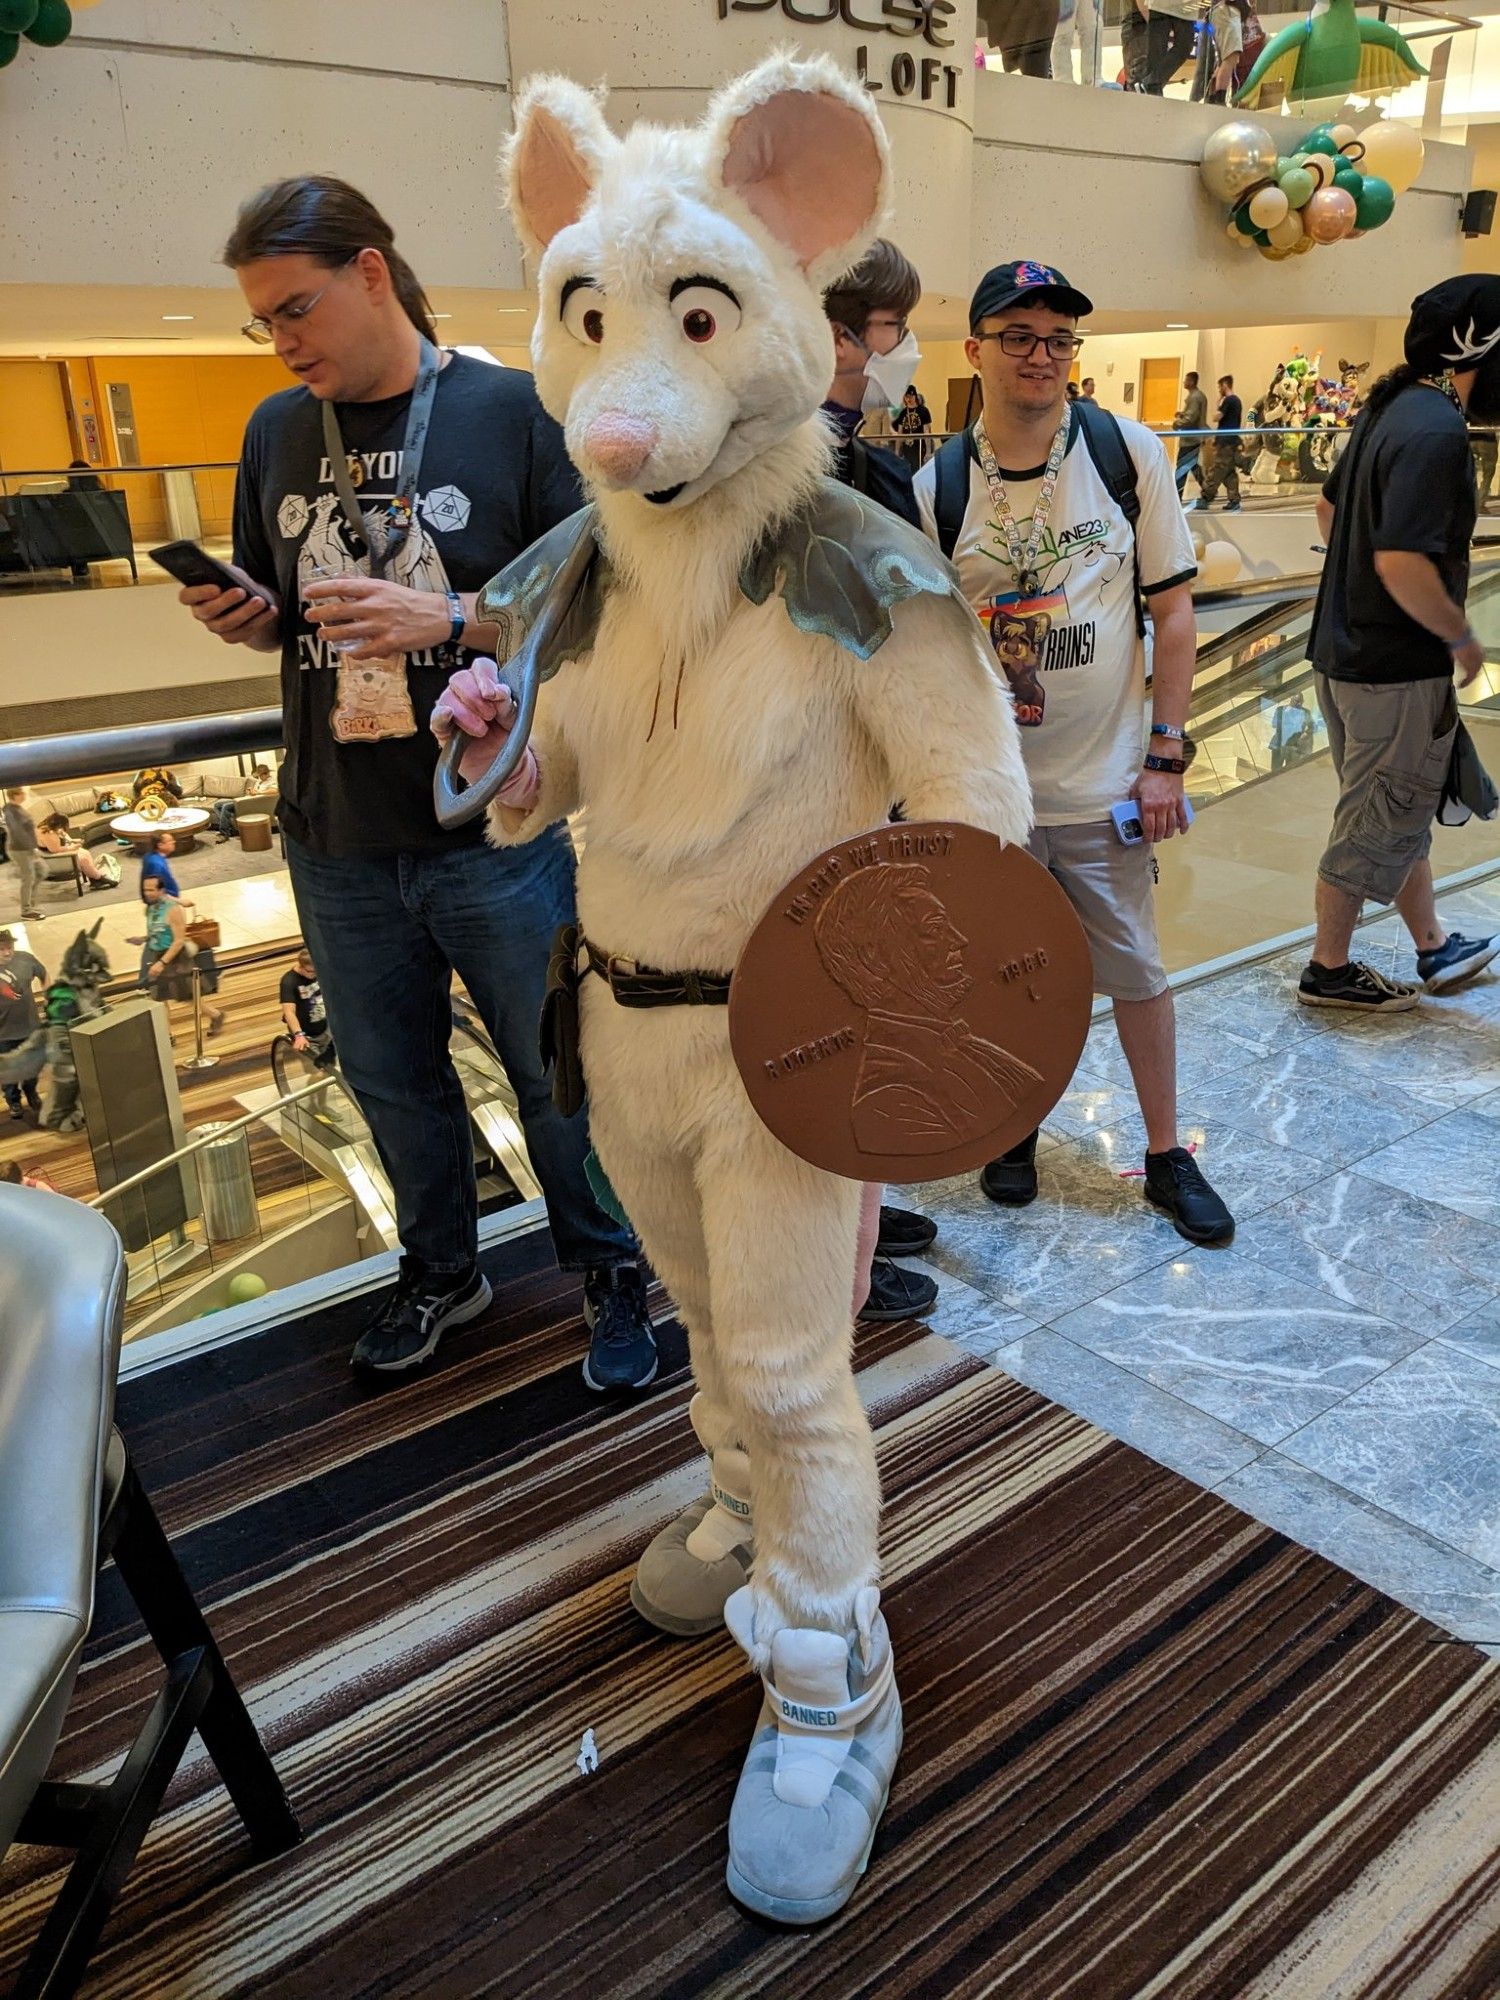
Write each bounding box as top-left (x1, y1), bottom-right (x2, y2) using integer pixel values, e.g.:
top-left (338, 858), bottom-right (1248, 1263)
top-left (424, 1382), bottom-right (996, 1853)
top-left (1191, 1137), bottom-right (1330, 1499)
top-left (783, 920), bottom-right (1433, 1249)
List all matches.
top-left (432, 313), bottom-right (453, 320)
top-left (1167, 323), bottom-right (1188, 330)
top-left (161, 314), bottom-right (194, 322)
top-left (496, 308), bottom-right (530, 315)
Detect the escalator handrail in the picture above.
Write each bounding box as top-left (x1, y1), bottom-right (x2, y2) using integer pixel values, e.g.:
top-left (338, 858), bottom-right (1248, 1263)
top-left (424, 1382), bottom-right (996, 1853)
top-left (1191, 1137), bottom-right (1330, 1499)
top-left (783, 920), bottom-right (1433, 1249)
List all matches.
top-left (87, 1071), bottom-right (340, 1211)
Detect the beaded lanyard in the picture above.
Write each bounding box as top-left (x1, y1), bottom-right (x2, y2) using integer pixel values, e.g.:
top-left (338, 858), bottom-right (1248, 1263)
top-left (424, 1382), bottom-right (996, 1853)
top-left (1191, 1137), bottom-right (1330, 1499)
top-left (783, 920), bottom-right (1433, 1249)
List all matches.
top-left (972, 407), bottom-right (1071, 598)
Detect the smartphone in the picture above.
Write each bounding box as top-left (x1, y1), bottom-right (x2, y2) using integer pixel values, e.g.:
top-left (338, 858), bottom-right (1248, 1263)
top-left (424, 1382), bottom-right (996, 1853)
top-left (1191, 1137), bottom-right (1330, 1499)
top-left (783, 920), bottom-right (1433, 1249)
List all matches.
top-left (148, 539), bottom-right (270, 604)
top-left (1111, 798), bottom-right (1194, 845)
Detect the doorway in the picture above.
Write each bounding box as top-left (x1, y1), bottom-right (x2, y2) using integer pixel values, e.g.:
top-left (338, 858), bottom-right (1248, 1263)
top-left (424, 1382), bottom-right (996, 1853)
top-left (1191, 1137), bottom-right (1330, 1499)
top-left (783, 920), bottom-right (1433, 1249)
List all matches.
top-left (1137, 357), bottom-right (1180, 429)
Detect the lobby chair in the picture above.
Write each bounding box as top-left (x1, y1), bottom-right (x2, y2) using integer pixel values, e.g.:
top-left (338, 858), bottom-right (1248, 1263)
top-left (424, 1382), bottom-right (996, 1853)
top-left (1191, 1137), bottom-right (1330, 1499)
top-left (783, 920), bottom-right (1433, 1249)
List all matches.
top-left (0, 1186), bottom-right (301, 1999)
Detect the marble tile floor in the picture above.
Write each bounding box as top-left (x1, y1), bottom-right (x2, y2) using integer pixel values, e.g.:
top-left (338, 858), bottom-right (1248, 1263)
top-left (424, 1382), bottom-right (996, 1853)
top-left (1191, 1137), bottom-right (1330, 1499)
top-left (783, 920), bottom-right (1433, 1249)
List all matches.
top-left (908, 871), bottom-right (1500, 1655)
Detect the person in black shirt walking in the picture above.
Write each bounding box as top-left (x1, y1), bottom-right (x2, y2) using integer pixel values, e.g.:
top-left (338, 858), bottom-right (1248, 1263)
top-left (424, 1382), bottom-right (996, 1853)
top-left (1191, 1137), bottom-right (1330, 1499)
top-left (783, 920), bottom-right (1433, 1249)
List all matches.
top-left (1299, 274), bottom-right (1500, 1012)
top-left (1193, 375), bottom-right (1243, 511)
top-left (176, 177), bottom-right (655, 1391)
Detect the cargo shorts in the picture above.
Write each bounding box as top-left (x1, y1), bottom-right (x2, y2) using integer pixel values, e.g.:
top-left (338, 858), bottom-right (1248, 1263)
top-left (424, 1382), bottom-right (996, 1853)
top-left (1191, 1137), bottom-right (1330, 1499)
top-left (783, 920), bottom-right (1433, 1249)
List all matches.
top-left (1027, 821), bottom-right (1168, 1004)
top-left (1315, 672), bottom-right (1459, 904)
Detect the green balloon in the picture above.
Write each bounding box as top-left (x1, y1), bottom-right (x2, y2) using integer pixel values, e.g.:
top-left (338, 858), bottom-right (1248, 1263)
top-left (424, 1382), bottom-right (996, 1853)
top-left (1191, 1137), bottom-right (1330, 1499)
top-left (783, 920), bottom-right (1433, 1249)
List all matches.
top-left (23, 0), bottom-right (69, 44)
top-left (228, 1271), bottom-right (269, 1303)
top-left (1354, 174), bottom-right (1396, 231)
top-left (1234, 203), bottom-right (1261, 236)
top-left (0, 27), bottom-right (19, 62)
top-left (1301, 131), bottom-right (1341, 158)
top-left (1279, 166), bottom-right (1315, 210)
top-left (1275, 155), bottom-right (1297, 178)
top-left (0, 0), bottom-right (38, 31)
top-left (1333, 164), bottom-right (1364, 196)
top-left (1253, 227), bottom-right (1272, 246)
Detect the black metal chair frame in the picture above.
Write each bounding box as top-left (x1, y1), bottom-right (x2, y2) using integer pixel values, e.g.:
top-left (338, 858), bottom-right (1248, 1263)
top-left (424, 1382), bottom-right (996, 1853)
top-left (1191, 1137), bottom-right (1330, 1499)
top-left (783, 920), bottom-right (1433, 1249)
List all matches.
top-left (11, 1439), bottom-right (301, 1999)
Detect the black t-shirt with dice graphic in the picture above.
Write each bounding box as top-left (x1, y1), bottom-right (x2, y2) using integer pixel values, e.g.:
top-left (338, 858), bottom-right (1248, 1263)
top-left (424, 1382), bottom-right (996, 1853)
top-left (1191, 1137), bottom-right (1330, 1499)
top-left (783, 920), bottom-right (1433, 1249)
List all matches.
top-left (234, 353), bottom-right (582, 856)
top-left (279, 967), bottom-right (326, 1037)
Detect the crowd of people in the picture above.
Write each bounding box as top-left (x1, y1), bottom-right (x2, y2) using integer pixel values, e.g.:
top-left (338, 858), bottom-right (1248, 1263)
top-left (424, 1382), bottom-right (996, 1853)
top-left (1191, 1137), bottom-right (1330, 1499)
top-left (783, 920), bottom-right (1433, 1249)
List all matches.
top-left (5, 170), bottom-right (1495, 1403)
top-left (980, 0), bottom-right (1255, 93)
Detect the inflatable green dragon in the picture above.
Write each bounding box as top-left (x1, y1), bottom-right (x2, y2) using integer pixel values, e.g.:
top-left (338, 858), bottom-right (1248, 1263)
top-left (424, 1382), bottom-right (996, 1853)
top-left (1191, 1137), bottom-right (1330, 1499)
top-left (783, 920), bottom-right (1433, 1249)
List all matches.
top-left (1235, 0), bottom-right (1424, 112)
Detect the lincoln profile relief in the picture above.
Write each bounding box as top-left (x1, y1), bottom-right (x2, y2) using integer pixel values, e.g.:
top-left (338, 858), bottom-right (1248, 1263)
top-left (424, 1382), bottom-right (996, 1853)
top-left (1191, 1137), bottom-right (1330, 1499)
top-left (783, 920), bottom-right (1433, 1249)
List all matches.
top-left (813, 862), bottom-right (1043, 1155)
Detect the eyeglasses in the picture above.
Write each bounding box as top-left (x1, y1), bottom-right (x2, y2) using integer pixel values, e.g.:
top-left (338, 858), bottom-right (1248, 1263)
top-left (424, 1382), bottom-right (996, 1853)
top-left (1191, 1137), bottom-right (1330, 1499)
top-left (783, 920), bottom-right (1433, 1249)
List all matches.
top-left (975, 330), bottom-right (1085, 361)
top-left (241, 252), bottom-right (361, 345)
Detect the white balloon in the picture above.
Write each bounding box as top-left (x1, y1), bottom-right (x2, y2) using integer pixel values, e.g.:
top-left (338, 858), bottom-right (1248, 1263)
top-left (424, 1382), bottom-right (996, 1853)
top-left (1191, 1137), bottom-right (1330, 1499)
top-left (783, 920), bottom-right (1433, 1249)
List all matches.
top-left (1249, 184), bottom-right (1289, 229)
top-left (1198, 540), bottom-right (1242, 587)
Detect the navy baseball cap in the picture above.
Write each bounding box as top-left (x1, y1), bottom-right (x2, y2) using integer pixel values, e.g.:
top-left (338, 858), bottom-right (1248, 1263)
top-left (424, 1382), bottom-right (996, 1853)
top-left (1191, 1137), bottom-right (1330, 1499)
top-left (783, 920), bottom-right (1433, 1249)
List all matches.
top-left (969, 260), bottom-right (1093, 332)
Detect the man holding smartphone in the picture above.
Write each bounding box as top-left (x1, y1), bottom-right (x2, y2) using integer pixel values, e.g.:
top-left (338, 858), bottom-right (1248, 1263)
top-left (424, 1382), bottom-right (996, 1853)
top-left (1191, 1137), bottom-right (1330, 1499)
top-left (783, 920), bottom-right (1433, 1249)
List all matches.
top-left (916, 259), bottom-right (1233, 1246)
top-left (178, 176), bottom-right (656, 1392)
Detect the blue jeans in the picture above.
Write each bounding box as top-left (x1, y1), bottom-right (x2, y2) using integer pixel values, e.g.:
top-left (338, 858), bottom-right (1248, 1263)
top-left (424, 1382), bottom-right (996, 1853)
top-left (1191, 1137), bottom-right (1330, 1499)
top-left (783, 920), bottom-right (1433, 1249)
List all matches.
top-left (286, 827), bottom-right (635, 1286)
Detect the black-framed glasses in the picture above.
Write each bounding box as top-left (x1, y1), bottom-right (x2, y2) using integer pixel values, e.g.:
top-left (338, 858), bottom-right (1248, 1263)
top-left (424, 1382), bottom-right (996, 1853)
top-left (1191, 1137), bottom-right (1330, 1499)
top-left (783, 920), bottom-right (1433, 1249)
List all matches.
top-left (976, 330), bottom-right (1085, 361)
top-left (241, 252), bottom-right (361, 345)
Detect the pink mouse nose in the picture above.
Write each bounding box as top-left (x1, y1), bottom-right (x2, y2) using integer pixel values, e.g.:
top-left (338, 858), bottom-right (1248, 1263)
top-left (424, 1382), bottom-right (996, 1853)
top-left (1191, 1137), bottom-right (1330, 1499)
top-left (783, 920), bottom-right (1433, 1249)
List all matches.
top-left (584, 413), bottom-right (659, 482)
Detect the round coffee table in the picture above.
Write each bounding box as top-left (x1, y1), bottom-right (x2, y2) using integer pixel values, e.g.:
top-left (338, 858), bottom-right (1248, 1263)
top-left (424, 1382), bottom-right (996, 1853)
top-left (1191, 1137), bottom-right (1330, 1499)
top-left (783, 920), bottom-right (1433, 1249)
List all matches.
top-left (109, 806), bottom-right (211, 855)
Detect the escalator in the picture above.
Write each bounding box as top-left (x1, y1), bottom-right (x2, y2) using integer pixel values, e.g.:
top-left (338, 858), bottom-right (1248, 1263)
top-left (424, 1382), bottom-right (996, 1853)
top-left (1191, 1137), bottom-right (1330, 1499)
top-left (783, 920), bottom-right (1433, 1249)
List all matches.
top-left (1184, 553), bottom-right (1500, 810)
top-left (266, 1006), bottom-right (541, 1252)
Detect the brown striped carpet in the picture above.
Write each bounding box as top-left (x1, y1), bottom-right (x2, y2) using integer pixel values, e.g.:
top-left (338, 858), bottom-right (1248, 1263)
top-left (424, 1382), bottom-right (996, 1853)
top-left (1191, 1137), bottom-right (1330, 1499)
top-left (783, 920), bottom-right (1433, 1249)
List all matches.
top-left (2, 1232), bottom-right (1498, 1998)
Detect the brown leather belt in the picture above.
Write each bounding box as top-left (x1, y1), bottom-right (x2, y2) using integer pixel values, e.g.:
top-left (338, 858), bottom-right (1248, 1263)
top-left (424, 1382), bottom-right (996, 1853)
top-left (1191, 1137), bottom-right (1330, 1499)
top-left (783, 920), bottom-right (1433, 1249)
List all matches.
top-left (581, 935), bottom-right (732, 1008)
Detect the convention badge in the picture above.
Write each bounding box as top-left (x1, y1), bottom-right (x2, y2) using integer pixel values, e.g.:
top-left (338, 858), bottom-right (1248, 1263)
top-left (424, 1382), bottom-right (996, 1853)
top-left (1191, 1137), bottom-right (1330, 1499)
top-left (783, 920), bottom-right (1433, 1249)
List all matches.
top-left (984, 587), bottom-right (1063, 728)
top-left (329, 654), bottom-right (418, 743)
top-left (728, 822), bottom-right (1092, 1184)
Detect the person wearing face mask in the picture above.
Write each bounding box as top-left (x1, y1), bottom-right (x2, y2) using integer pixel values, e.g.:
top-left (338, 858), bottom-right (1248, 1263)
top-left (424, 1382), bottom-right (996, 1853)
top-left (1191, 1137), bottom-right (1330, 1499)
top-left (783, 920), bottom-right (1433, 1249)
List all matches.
top-left (1299, 274), bottom-right (1500, 1013)
top-left (820, 237), bottom-right (947, 1321)
top-left (821, 238), bottom-right (926, 530)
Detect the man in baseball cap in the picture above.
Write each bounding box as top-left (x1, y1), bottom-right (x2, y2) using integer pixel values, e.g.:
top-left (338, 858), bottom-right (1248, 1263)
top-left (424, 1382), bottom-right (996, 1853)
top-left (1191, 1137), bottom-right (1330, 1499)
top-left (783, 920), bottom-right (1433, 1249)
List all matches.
top-left (966, 260), bottom-right (1094, 330)
top-left (915, 257), bottom-right (1234, 1249)
top-left (1299, 274), bottom-right (1500, 1014)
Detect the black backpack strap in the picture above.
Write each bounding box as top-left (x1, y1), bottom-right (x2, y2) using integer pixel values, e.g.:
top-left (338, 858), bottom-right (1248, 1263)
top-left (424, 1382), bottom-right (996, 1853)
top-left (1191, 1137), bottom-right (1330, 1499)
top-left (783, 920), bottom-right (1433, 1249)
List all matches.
top-left (1075, 399), bottom-right (1144, 636)
top-left (932, 430), bottom-right (972, 561)
top-left (844, 436), bottom-right (874, 499)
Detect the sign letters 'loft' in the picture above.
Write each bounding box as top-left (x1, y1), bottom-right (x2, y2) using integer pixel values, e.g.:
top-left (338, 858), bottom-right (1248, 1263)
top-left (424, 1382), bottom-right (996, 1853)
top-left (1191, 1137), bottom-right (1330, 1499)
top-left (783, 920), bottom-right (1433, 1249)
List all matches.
top-left (715, 0), bottom-right (963, 104)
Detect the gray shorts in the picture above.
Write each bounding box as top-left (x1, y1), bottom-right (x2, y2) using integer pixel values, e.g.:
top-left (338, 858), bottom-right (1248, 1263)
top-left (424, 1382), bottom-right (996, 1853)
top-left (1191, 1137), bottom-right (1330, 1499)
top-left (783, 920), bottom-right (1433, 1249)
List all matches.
top-left (1028, 821), bottom-right (1167, 1003)
top-left (1315, 673), bottom-right (1458, 904)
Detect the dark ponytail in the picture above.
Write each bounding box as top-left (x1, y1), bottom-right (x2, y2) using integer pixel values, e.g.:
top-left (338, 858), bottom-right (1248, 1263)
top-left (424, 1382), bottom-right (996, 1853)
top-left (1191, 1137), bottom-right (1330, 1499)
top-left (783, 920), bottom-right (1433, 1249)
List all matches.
top-left (1361, 360), bottom-right (1421, 422)
top-left (222, 176), bottom-right (436, 343)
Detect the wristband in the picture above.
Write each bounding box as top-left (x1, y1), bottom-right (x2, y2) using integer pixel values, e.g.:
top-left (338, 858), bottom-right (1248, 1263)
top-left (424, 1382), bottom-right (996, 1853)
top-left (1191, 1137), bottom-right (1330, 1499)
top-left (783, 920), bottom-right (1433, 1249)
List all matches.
top-left (1143, 752), bottom-right (1188, 774)
top-left (1150, 722), bottom-right (1184, 740)
top-left (1450, 628), bottom-right (1476, 654)
top-left (446, 590), bottom-right (465, 648)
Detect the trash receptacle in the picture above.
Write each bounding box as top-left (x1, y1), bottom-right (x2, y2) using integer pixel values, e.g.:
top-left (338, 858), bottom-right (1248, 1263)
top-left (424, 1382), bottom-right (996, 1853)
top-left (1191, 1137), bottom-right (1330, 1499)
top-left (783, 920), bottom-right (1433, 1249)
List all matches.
top-left (194, 1121), bottom-right (257, 1243)
top-left (239, 813), bottom-right (273, 853)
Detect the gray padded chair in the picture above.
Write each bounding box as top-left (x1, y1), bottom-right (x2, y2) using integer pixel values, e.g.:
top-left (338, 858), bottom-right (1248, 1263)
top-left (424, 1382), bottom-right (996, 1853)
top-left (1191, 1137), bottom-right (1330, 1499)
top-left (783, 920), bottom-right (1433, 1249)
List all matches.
top-left (0, 1184), bottom-right (299, 1998)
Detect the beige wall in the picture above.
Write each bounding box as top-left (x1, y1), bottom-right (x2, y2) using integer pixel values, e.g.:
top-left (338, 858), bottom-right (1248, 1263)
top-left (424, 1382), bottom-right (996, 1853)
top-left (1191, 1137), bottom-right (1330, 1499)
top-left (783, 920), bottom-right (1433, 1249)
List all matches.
top-left (0, 582), bottom-right (255, 710)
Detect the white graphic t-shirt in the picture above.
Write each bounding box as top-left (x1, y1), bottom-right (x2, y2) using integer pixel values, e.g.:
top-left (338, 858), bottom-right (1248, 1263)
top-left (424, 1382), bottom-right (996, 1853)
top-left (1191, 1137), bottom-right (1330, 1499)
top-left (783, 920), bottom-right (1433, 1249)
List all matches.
top-left (915, 413), bottom-right (1196, 826)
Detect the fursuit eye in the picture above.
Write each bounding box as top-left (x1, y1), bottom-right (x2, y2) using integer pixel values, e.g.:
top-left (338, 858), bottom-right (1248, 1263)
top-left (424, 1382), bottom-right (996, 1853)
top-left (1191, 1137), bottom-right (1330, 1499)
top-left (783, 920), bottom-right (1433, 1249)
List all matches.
top-left (561, 285), bottom-right (606, 346)
top-left (675, 286), bottom-right (741, 345)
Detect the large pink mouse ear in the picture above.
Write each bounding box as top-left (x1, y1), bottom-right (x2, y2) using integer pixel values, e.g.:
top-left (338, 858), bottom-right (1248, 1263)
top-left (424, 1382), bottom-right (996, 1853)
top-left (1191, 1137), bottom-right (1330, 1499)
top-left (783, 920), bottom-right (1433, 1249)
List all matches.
top-left (705, 53), bottom-right (890, 284)
top-left (505, 76), bottom-right (617, 259)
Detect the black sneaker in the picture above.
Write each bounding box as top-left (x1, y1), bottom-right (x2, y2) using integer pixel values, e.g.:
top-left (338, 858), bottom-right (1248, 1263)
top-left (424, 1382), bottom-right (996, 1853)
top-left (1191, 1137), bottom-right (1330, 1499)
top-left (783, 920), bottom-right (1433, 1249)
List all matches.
top-left (1143, 1148), bottom-right (1234, 1247)
top-left (1417, 932), bottom-right (1499, 993)
top-left (350, 1266), bottom-right (492, 1377)
top-left (979, 1130), bottom-right (1040, 1207)
top-left (875, 1204), bottom-right (938, 1257)
top-left (859, 1255), bottom-right (938, 1322)
top-left (1297, 960), bottom-right (1420, 1012)
top-left (582, 1264), bottom-right (658, 1393)
top-left (1225, 500), bottom-right (1243, 512)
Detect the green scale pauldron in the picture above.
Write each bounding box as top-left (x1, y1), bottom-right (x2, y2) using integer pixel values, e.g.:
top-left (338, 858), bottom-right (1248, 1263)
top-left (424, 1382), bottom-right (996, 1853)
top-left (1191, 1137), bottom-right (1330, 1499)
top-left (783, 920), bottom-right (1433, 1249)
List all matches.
top-left (475, 479), bottom-right (969, 673)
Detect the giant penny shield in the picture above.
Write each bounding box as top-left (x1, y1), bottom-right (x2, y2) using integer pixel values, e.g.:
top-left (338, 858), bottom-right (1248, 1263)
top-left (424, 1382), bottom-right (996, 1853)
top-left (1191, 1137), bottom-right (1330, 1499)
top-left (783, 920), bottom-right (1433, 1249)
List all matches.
top-left (729, 823), bottom-right (1093, 1183)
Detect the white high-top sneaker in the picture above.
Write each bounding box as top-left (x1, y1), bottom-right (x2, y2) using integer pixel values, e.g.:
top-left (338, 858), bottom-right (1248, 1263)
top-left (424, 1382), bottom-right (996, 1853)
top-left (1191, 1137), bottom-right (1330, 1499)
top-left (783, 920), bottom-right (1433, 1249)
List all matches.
top-left (630, 1394), bottom-right (755, 1636)
top-left (722, 1583), bottom-right (903, 1924)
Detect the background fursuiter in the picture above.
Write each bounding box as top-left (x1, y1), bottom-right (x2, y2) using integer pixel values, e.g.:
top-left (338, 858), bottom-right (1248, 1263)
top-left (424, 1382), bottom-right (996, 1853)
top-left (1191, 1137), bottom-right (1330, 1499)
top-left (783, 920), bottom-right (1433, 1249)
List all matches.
top-left (472, 52), bottom-right (1032, 1925)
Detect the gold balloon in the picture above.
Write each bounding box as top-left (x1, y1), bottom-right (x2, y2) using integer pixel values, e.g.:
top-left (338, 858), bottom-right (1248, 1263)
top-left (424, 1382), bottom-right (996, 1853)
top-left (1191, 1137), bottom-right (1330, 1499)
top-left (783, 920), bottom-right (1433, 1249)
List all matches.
top-left (1200, 120), bottom-right (1279, 203)
top-left (1268, 209), bottom-right (1304, 251)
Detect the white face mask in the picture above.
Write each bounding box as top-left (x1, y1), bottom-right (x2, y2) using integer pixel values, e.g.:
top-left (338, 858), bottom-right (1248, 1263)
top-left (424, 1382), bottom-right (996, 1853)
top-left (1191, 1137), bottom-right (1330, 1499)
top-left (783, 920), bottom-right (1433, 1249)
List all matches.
top-left (861, 330), bottom-right (923, 415)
